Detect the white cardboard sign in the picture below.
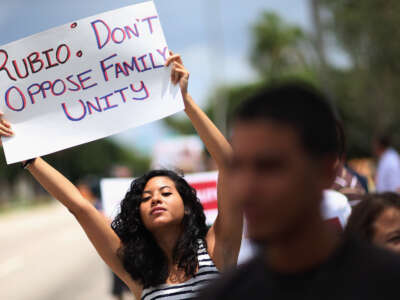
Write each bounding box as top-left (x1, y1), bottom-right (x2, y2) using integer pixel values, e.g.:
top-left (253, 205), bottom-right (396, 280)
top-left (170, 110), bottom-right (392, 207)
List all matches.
top-left (0, 1), bottom-right (184, 164)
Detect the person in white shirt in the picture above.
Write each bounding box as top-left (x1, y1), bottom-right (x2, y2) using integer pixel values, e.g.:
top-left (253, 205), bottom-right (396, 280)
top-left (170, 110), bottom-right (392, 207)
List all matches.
top-left (237, 189), bottom-right (352, 265)
top-left (373, 135), bottom-right (400, 193)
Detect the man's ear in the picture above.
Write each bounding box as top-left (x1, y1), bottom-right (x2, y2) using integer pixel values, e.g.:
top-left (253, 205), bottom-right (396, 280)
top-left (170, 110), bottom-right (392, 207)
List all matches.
top-left (320, 154), bottom-right (338, 190)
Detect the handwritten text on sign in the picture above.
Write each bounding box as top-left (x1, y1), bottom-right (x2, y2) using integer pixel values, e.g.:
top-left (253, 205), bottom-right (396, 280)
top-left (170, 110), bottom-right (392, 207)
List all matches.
top-left (0, 1), bottom-right (184, 164)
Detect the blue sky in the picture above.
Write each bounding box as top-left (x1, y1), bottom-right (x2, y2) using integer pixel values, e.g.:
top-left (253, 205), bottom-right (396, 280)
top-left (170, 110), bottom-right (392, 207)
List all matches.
top-left (0, 0), bottom-right (312, 153)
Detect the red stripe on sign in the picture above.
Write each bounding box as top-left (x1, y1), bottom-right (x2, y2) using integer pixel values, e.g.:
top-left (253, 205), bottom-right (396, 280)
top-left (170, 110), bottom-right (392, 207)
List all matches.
top-left (190, 181), bottom-right (217, 190)
top-left (201, 200), bottom-right (218, 211)
top-left (190, 180), bottom-right (218, 211)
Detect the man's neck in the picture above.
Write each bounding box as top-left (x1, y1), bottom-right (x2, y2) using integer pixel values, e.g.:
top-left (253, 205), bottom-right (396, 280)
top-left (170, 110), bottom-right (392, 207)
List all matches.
top-left (263, 217), bottom-right (340, 274)
top-left (378, 147), bottom-right (389, 159)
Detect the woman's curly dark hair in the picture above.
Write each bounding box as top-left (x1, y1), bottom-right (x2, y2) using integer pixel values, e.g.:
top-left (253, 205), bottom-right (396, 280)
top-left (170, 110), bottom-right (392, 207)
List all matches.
top-left (346, 192), bottom-right (400, 241)
top-left (111, 169), bottom-right (208, 288)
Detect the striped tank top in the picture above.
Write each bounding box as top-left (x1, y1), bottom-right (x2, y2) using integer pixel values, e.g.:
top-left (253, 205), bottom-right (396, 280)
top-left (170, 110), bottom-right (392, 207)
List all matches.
top-left (141, 240), bottom-right (219, 300)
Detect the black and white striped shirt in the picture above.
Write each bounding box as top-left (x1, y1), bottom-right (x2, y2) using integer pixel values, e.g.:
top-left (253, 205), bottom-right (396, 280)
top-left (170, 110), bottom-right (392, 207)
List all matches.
top-left (141, 240), bottom-right (219, 300)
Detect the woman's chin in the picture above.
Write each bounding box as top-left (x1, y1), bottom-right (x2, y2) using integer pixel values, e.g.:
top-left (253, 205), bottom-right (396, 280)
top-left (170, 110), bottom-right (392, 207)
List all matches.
top-left (146, 216), bottom-right (182, 232)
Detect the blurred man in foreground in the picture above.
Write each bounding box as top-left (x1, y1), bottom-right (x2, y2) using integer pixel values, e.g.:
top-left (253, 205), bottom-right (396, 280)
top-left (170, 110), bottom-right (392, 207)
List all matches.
top-left (198, 83), bottom-right (400, 299)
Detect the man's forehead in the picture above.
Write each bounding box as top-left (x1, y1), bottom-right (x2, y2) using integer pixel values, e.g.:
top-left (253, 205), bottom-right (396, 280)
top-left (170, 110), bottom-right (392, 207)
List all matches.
top-left (233, 118), bottom-right (298, 134)
top-left (232, 121), bottom-right (302, 148)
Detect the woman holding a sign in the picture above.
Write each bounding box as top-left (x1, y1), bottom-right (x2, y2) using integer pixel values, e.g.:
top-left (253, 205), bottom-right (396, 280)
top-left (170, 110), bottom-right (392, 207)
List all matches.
top-left (0, 53), bottom-right (242, 300)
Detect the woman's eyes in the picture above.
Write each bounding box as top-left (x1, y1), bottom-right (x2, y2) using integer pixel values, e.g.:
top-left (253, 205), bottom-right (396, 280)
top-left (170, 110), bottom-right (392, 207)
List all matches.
top-left (387, 236), bottom-right (400, 244)
top-left (141, 192), bottom-right (172, 201)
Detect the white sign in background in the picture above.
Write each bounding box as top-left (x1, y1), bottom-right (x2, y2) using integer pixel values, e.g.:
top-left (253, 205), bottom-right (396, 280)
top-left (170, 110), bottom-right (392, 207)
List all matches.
top-left (0, 1), bottom-right (184, 164)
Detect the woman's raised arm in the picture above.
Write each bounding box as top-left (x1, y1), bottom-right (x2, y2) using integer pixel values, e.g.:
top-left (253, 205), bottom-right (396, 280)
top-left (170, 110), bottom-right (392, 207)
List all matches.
top-left (0, 112), bottom-right (141, 297)
top-left (26, 159), bottom-right (142, 296)
top-left (27, 159), bottom-right (142, 295)
top-left (165, 53), bottom-right (243, 270)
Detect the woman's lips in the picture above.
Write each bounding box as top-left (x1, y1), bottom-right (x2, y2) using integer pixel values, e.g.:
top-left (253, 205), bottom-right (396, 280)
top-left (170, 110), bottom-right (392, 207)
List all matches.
top-left (150, 207), bottom-right (167, 215)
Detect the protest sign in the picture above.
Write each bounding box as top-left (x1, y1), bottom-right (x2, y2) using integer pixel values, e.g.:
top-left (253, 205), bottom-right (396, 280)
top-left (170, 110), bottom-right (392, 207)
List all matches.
top-left (100, 177), bottom-right (131, 220)
top-left (151, 135), bottom-right (205, 172)
top-left (100, 171), bottom-right (218, 224)
top-left (0, 1), bottom-right (184, 164)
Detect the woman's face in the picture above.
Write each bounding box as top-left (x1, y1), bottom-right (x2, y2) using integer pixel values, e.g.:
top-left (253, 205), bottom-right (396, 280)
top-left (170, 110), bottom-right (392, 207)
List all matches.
top-left (140, 176), bottom-right (185, 232)
top-left (372, 207), bottom-right (400, 255)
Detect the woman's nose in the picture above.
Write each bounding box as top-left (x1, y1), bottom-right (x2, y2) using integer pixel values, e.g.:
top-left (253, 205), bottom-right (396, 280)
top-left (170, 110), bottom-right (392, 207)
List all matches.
top-left (151, 196), bottom-right (162, 206)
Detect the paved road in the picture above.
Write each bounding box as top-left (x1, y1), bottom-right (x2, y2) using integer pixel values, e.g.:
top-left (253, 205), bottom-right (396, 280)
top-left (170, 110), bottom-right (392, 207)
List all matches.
top-left (0, 202), bottom-right (134, 300)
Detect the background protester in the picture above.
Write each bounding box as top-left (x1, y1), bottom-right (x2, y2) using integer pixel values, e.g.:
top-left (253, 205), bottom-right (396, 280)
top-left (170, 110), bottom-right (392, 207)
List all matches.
top-left (373, 135), bottom-right (400, 193)
top-left (346, 192), bottom-right (400, 255)
top-left (321, 189), bottom-right (351, 231)
top-left (332, 165), bottom-right (367, 205)
top-left (331, 121), bottom-right (367, 203)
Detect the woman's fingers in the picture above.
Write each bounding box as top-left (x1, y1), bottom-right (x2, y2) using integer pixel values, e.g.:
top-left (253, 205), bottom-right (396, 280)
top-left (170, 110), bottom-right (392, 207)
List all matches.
top-left (165, 55), bottom-right (181, 67)
top-left (165, 54), bottom-right (181, 67)
top-left (0, 124), bottom-right (13, 136)
top-left (0, 121), bottom-right (13, 134)
top-left (174, 54), bottom-right (183, 65)
top-left (0, 111), bottom-right (13, 136)
top-left (174, 65), bottom-right (189, 79)
top-left (166, 51), bottom-right (188, 91)
top-left (170, 67), bottom-right (176, 84)
top-left (1, 119), bottom-right (11, 128)
top-left (171, 65), bottom-right (180, 84)
top-left (165, 50), bottom-right (184, 67)
top-left (171, 63), bottom-right (189, 84)
top-left (172, 61), bottom-right (185, 70)
top-left (171, 61), bottom-right (189, 76)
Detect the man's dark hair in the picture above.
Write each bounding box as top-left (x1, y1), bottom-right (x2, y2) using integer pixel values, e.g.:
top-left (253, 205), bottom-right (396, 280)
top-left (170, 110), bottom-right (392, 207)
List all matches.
top-left (233, 82), bottom-right (342, 159)
top-left (376, 134), bottom-right (392, 149)
top-left (346, 193), bottom-right (400, 241)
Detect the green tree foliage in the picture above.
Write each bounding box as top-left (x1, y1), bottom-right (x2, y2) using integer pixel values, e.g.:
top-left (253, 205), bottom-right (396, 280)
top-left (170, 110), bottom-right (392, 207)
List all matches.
top-left (251, 12), bottom-right (311, 79)
top-left (164, 113), bottom-right (198, 135)
top-left (46, 138), bottom-right (150, 182)
top-left (318, 0), bottom-right (400, 156)
top-left (167, 3), bottom-right (400, 159)
top-left (163, 81), bottom-right (266, 135)
top-left (0, 138), bottom-right (150, 185)
top-left (164, 12), bottom-right (316, 135)
top-left (0, 151), bottom-right (21, 184)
